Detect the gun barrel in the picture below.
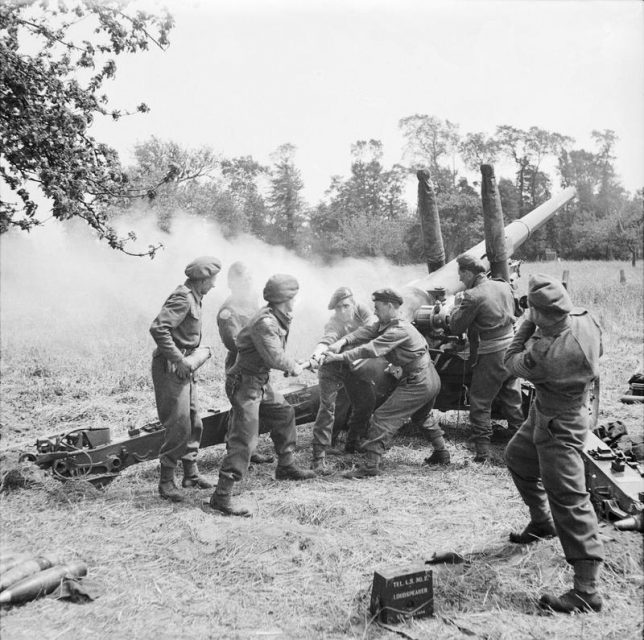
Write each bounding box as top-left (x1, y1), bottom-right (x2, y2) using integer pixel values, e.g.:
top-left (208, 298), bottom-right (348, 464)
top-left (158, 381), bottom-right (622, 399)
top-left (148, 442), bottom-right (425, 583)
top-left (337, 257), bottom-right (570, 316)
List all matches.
top-left (405, 187), bottom-right (577, 302)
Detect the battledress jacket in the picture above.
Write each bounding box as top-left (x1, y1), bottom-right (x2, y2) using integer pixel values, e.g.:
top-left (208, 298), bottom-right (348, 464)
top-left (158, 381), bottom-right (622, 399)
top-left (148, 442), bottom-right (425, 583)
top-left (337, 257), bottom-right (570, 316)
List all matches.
top-left (149, 282), bottom-right (202, 362)
top-left (504, 309), bottom-right (602, 415)
top-left (217, 296), bottom-right (259, 373)
top-left (449, 274), bottom-right (516, 351)
top-left (338, 318), bottom-right (429, 373)
top-left (317, 303), bottom-right (374, 346)
top-left (229, 305), bottom-right (299, 376)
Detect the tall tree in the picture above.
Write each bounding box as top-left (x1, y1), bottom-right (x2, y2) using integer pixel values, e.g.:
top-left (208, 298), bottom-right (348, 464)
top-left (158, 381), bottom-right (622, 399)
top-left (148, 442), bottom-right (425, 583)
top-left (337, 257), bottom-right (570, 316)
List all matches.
top-left (220, 156), bottom-right (269, 237)
top-left (459, 132), bottom-right (500, 171)
top-left (495, 125), bottom-right (572, 214)
top-left (126, 137), bottom-right (218, 232)
top-left (267, 143), bottom-right (305, 250)
top-left (0, 0), bottom-right (174, 256)
top-left (399, 115), bottom-right (460, 191)
top-left (310, 140), bottom-right (410, 260)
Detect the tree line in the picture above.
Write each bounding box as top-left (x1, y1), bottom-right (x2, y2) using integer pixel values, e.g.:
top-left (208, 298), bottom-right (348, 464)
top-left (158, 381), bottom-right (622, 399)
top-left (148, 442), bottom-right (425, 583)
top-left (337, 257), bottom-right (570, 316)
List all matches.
top-left (2, 1), bottom-right (641, 263)
top-left (118, 122), bottom-right (642, 264)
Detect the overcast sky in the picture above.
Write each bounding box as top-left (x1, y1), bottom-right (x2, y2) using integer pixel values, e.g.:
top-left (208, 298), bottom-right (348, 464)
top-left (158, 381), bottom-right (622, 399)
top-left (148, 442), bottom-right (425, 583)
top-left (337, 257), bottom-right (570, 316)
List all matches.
top-left (92, 0), bottom-right (644, 203)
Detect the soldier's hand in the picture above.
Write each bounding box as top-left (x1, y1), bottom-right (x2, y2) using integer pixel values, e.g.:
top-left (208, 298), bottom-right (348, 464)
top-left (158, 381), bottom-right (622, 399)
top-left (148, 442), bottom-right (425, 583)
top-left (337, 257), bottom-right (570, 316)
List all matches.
top-left (326, 340), bottom-right (345, 354)
top-left (175, 358), bottom-right (192, 380)
top-left (323, 352), bottom-right (342, 364)
top-left (291, 363), bottom-right (304, 377)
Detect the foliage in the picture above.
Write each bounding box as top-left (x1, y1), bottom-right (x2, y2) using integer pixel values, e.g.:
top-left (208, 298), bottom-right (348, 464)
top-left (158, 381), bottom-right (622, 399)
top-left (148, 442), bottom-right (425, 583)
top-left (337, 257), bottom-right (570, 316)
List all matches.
top-left (0, 0), bottom-right (174, 255)
top-left (266, 143), bottom-right (305, 250)
top-left (309, 140), bottom-right (411, 260)
top-left (399, 115), bottom-right (460, 192)
top-left (121, 138), bottom-right (270, 239)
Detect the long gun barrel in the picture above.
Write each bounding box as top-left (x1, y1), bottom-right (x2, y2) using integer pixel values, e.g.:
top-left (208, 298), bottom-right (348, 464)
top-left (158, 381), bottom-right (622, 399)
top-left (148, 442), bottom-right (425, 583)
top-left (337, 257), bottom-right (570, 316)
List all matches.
top-left (406, 186), bottom-right (577, 300)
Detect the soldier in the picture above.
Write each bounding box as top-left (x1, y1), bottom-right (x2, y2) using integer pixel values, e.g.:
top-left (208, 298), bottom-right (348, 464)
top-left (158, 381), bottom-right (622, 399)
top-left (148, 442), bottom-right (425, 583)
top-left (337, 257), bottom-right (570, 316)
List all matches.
top-left (324, 288), bottom-right (447, 478)
top-left (310, 287), bottom-right (374, 470)
top-left (208, 274), bottom-right (315, 516)
top-left (217, 261), bottom-right (273, 464)
top-left (150, 256), bottom-right (221, 502)
top-left (449, 254), bottom-right (524, 463)
top-left (504, 274), bottom-right (604, 613)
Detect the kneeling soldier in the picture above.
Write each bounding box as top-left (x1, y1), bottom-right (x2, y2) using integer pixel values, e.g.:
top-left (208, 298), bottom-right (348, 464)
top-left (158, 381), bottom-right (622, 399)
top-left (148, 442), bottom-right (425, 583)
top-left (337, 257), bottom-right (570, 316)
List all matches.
top-left (150, 256), bottom-right (221, 502)
top-left (324, 288), bottom-right (448, 477)
top-left (209, 274), bottom-right (315, 516)
top-left (504, 274), bottom-right (604, 613)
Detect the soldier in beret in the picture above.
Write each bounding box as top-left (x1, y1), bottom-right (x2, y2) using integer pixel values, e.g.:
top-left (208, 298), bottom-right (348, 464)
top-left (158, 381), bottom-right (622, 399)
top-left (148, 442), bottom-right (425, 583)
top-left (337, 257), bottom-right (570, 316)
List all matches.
top-left (217, 262), bottom-right (273, 464)
top-left (324, 288), bottom-right (447, 477)
top-left (309, 287), bottom-right (375, 470)
top-left (208, 273), bottom-right (315, 516)
top-left (449, 253), bottom-right (524, 463)
top-left (150, 256), bottom-right (222, 502)
top-left (504, 274), bottom-right (604, 613)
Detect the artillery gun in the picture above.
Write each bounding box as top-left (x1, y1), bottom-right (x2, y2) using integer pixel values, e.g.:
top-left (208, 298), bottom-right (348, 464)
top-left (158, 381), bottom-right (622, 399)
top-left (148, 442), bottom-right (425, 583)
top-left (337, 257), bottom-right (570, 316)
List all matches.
top-left (16, 165), bottom-right (642, 524)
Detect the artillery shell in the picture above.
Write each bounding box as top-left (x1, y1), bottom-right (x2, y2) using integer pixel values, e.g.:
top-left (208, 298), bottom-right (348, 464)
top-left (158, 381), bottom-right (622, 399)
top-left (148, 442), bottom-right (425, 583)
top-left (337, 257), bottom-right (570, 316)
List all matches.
top-left (0, 553), bottom-right (34, 576)
top-left (0, 555), bottom-right (58, 592)
top-left (0, 561), bottom-right (88, 605)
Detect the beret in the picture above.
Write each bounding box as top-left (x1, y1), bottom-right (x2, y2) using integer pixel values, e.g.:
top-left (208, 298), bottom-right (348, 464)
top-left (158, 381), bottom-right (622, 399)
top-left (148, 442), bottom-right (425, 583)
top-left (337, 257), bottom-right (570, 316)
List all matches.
top-left (263, 274), bottom-right (299, 303)
top-left (328, 286), bottom-right (353, 310)
top-left (184, 256), bottom-right (222, 280)
top-left (456, 253), bottom-right (486, 274)
top-left (528, 273), bottom-right (573, 314)
top-left (227, 261), bottom-right (250, 286)
top-left (372, 288), bottom-right (403, 306)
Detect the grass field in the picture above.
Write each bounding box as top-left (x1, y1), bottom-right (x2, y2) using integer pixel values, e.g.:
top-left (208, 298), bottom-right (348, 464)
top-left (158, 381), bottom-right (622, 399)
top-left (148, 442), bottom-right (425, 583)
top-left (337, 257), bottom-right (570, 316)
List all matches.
top-left (0, 255), bottom-right (642, 640)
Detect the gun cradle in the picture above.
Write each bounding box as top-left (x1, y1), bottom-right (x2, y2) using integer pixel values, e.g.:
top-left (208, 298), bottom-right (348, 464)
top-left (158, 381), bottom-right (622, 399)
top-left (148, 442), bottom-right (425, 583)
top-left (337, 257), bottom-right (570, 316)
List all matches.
top-left (19, 383), bottom-right (320, 487)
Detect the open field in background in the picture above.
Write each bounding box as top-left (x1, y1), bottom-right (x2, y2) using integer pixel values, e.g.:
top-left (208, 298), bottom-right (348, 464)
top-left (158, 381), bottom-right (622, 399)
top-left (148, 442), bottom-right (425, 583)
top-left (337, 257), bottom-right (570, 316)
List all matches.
top-left (0, 260), bottom-right (642, 639)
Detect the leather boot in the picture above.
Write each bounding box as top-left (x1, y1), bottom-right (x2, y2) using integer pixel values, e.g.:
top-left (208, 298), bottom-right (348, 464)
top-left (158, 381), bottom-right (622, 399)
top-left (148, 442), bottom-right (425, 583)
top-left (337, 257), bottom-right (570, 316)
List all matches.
top-left (275, 464), bottom-right (316, 480)
top-left (423, 449), bottom-right (451, 466)
top-left (181, 460), bottom-right (213, 489)
top-left (343, 452), bottom-right (381, 479)
top-left (311, 446), bottom-right (326, 471)
top-left (250, 452), bottom-right (275, 464)
top-left (538, 589), bottom-right (602, 613)
top-left (344, 439), bottom-right (367, 454)
top-left (158, 465), bottom-right (184, 502)
top-left (208, 477), bottom-right (251, 517)
top-left (473, 440), bottom-right (490, 463)
top-left (509, 520), bottom-right (557, 544)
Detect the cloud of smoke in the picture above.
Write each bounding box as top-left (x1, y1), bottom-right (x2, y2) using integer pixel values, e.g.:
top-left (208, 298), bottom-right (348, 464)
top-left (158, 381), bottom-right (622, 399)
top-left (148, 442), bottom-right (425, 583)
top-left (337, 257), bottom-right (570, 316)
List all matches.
top-left (0, 214), bottom-right (425, 359)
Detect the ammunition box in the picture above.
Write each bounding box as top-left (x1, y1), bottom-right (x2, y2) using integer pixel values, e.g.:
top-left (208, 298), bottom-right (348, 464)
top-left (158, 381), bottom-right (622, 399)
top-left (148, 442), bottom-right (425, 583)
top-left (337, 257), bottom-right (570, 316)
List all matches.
top-left (83, 428), bottom-right (111, 449)
top-left (370, 563), bottom-right (433, 623)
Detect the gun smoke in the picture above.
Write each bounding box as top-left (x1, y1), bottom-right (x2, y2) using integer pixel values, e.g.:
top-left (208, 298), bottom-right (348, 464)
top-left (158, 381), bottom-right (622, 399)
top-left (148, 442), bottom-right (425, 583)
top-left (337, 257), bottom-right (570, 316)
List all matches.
top-left (0, 214), bottom-right (423, 359)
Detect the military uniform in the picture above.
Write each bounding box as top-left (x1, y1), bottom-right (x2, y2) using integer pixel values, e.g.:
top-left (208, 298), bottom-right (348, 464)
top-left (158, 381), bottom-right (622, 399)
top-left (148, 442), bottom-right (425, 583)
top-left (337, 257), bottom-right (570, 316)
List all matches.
top-left (449, 273), bottom-right (524, 455)
top-left (217, 296), bottom-right (259, 399)
top-left (312, 301), bottom-right (374, 455)
top-left (219, 305), bottom-right (299, 482)
top-left (504, 273), bottom-right (604, 612)
top-left (209, 274), bottom-right (314, 516)
top-left (339, 317), bottom-right (442, 461)
top-left (150, 282), bottom-right (205, 470)
top-left (150, 256), bottom-right (221, 501)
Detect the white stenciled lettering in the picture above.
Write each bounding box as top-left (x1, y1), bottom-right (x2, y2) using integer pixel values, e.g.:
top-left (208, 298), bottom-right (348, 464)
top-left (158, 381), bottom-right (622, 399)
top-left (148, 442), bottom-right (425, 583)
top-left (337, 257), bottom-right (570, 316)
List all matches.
top-left (393, 587), bottom-right (428, 600)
